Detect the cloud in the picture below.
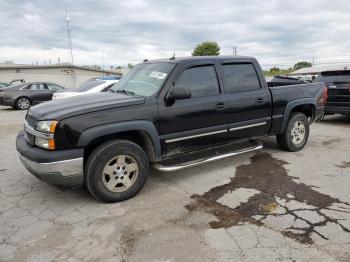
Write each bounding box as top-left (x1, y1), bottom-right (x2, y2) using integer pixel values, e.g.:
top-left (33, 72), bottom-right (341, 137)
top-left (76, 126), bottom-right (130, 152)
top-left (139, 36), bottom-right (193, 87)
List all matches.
top-left (0, 0), bottom-right (349, 68)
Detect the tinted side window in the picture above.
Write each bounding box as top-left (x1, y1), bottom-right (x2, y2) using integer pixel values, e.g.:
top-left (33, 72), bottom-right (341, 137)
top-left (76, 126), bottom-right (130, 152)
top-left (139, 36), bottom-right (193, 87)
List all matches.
top-left (175, 66), bottom-right (219, 98)
top-left (222, 63), bottom-right (261, 93)
top-left (31, 84), bottom-right (46, 90)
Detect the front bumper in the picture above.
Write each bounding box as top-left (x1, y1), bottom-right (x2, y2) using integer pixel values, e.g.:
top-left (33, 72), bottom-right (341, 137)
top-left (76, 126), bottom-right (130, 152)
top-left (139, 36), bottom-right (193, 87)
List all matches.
top-left (16, 132), bottom-right (84, 187)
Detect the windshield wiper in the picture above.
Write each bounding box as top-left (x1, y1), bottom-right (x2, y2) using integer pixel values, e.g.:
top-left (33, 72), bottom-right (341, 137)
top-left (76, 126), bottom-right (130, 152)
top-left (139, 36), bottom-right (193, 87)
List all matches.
top-left (113, 90), bottom-right (135, 96)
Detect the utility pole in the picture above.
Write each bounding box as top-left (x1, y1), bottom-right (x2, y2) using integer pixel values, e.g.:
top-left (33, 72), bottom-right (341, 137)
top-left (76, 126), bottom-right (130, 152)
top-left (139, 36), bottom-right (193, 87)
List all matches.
top-left (66, 9), bottom-right (76, 88)
top-left (312, 56), bottom-right (315, 67)
top-left (66, 9), bottom-right (74, 65)
top-left (233, 46), bottom-right (237, 56)
top-left (101, 48), bottom-right (105, 75)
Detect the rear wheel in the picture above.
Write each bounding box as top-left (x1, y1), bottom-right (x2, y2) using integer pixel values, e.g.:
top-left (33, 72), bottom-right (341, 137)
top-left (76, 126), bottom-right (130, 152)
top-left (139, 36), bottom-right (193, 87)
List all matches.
top-left (85, 139), bottom-right (149, 202)
top-left (16, 97), bottom-right (31, 110)
top-left (276, 112), bottom-right (309, 152)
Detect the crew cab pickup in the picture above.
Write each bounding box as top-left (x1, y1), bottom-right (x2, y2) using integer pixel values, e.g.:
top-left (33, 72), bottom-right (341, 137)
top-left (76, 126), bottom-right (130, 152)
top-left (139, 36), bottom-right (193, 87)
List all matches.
top-left (16, 56), bottom-right (327, 202)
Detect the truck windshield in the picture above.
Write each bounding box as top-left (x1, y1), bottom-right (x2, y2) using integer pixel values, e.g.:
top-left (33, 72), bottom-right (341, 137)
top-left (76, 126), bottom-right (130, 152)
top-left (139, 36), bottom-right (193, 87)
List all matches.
top-left (109, 62), bottom-right (174, 97)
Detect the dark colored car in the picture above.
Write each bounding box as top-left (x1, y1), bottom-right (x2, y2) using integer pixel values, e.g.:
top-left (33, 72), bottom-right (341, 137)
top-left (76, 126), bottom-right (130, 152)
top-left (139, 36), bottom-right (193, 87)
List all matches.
top-left (0, 82), bottom-right (65, 110)
top-left (16, 56), bottom-right (326, 202)
top-left (313, 70), bottom-right (350, 116)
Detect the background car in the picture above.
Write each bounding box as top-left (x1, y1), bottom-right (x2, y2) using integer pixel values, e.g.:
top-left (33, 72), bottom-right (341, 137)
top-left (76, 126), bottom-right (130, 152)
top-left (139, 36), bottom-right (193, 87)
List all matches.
top-left (0, 82), bottom-right (65, 110)
top-left (0, 79), bottom-right (26, 89)
top-left (313, 70), bottom-right (350, 116)
top-left (52, 79), bottom-right (118, 100)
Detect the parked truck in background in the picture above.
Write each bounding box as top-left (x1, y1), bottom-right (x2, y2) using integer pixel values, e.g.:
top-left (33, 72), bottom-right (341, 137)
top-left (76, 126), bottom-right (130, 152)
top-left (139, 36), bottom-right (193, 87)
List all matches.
top-left (16, 56), bottom-right (327, 202)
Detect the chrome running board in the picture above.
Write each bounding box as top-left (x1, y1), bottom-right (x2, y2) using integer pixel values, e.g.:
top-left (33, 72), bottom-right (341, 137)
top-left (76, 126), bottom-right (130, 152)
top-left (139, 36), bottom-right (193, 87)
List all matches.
top-left (153, 140), bottom-right (263, 172)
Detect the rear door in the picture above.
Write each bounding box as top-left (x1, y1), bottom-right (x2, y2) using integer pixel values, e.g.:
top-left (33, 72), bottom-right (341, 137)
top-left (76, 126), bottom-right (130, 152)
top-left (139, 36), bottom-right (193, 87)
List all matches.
top-left (220, 62), bottom-right (272, 141)
top-left (158, 63), bottom-right (228, 157)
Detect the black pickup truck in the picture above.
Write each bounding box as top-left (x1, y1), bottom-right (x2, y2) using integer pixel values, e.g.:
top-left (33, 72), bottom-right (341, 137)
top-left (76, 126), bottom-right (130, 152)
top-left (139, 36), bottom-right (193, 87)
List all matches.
top-left (16, 56), bottom-right (327, 202)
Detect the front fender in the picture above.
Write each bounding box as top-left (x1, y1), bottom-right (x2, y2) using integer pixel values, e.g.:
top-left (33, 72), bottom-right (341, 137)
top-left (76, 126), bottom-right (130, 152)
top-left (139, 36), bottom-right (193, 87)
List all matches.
top-left (77, 120), bottom-right (161, 157)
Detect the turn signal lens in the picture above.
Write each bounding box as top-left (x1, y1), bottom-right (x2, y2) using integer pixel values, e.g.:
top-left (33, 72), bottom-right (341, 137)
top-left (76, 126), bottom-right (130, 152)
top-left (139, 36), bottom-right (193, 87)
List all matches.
top-left (48, 139), bottom-right (56, 150)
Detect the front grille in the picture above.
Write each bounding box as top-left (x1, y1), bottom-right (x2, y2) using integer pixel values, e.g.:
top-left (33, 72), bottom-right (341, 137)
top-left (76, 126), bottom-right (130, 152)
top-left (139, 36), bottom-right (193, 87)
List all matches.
top-left (25, 132), bottom-right (35, 146)
top-left (26, 115), bottom-right (36, 127)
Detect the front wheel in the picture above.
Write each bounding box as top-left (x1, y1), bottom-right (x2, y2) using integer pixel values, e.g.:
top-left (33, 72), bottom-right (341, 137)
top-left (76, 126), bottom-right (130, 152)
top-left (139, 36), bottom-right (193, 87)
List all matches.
top-left (276, 112), bottom-right (309, 152)
top-left (85, 139), bottom-right (149, 202)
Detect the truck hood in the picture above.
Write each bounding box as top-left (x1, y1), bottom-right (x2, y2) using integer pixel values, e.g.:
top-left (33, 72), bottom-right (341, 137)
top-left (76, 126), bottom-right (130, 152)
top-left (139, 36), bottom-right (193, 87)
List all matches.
top-left (28, 92), bottom-right (145, 120)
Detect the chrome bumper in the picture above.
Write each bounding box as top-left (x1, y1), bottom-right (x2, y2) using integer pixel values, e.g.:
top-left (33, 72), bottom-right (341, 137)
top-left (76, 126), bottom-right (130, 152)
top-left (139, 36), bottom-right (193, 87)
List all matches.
top-left (19, 153), bottom-right (83, 176)
top-left (18, 153), bottom-right (84, 186)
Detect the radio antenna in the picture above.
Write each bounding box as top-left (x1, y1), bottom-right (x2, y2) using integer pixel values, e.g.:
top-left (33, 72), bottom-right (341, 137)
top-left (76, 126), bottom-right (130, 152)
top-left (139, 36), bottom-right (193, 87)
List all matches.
top-left (66, 9), bottom-right (74, 64)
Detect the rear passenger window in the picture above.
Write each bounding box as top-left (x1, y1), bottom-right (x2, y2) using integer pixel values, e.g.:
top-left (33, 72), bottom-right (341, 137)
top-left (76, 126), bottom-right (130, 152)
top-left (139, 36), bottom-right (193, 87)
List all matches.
top-left (175, 66), bottom-right (219, 98)
top-left (222, 63), bottom-right (261, 93)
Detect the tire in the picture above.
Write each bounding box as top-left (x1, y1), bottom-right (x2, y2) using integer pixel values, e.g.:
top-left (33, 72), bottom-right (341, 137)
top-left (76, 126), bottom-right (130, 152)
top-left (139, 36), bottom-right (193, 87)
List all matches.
top-left (276, 112), bottom-right (309, 152)
top-left (16, 97), bottom-right (31, 110)
top-left (85, 139), bottom-right (149, 202)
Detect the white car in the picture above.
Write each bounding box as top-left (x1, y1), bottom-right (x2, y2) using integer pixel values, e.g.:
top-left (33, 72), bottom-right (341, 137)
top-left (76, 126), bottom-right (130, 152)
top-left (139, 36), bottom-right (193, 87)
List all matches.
top-left (52, 80), bottom-right (118, 100)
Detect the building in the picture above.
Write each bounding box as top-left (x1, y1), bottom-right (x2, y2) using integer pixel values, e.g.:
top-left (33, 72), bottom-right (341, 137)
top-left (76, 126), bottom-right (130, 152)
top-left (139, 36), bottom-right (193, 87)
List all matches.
top-left (289, 63), bottom-right (350, 76)
top-left (0, 63), bottom-right (122, 88)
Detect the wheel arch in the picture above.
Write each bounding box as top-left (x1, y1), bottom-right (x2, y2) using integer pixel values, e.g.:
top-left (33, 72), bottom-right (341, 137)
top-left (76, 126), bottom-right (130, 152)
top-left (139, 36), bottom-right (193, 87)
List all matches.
top-left (78, 121), bottom-right (161, 162)
top-left (281, 99), bottom-right (316, 133)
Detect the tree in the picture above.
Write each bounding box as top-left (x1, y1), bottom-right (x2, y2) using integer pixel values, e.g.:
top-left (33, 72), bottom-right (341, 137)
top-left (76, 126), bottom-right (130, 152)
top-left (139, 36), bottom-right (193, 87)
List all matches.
top-left (293, 61), bottom-right (312, 71)
top-left (192, 41), bottom-right (220, 56)
top-left (263, 67), bottom-right (294, 77)
top-left (269, 67), bottom-right (280, 73)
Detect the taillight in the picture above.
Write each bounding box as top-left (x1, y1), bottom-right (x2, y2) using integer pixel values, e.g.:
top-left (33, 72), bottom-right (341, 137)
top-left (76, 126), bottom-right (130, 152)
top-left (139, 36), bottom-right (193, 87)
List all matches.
top-left (318, 85), bottom-right (328, 105)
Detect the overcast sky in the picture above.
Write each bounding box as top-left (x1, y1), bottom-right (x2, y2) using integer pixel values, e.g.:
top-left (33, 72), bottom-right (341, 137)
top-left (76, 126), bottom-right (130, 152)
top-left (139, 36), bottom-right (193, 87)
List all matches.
top-left (0, 0), bottom-right (349, 68)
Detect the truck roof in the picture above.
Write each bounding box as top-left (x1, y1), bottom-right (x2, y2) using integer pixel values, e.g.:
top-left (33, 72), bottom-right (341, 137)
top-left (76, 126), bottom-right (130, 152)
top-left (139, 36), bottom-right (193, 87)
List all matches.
top-left (144, 55), bottom-right (256, 64)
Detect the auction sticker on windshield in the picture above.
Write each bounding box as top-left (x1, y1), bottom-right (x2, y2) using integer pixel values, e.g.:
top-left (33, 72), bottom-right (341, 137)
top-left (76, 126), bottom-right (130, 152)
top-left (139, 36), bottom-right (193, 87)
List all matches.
top-left (149, 71), bottom-right (167, 80)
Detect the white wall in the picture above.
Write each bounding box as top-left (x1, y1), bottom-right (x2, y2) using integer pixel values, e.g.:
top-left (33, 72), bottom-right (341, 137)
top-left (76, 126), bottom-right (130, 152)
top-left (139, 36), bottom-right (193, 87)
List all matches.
top-left (0, 67), bottom-right (120, 88)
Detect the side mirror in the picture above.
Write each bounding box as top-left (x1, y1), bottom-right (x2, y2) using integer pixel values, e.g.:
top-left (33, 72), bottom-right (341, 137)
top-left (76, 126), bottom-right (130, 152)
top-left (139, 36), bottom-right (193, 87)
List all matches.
top-left (167, 87), bottom-right (191, 104)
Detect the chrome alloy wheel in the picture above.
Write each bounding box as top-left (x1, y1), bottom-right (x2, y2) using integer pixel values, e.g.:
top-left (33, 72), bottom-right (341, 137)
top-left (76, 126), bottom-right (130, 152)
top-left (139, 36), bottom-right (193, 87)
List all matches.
top-left (102, 155), bottom-right (139, 192)
top-left (290, 120), bottom-right (305, 145)
top-left (17, 98), bottom-right (30, 110)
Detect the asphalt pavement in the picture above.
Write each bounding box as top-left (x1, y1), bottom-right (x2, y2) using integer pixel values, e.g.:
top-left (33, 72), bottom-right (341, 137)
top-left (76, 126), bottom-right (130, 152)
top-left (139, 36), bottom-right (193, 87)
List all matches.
top-left (0, 106), bottom-right (349, 262)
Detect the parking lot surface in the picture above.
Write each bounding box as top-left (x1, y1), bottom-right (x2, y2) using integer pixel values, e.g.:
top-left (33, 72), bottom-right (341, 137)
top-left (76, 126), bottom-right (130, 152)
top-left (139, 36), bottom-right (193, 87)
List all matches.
top-left (0, 105), bottom-right (350, 262)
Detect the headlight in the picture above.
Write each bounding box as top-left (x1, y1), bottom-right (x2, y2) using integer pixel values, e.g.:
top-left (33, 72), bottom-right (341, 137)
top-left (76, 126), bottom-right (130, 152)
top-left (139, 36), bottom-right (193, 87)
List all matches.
top-left (35, 137), bottom-right (55, 150)
top-left (36, 120), bottom-right (58, 133)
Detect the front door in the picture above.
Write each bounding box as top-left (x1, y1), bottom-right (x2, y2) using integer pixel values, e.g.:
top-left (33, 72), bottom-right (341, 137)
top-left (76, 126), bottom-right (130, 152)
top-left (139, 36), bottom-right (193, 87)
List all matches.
top-left (158, 64), bottom-right (228, 157)
top-left (27, 83), bottom-right (53, 103)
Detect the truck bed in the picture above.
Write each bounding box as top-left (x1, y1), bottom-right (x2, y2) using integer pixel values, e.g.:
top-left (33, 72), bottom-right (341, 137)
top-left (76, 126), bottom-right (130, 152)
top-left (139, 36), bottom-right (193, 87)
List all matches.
top-left (269, 82), bottom-right (325, 123)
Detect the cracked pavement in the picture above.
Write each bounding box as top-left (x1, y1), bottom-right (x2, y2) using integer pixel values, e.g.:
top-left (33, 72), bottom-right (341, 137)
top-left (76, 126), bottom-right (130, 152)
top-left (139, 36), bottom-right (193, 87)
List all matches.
top-left (0, 106), bottom-right (349, 262)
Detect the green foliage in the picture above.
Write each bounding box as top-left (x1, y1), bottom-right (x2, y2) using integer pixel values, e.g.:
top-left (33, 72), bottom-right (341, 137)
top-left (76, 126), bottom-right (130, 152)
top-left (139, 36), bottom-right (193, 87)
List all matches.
top-left (293, 61), bottom-right (312, 71)
top-left (192, 41), bottom-right (220, 56)
top-left (263, 67), bottom-right (294, 77)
